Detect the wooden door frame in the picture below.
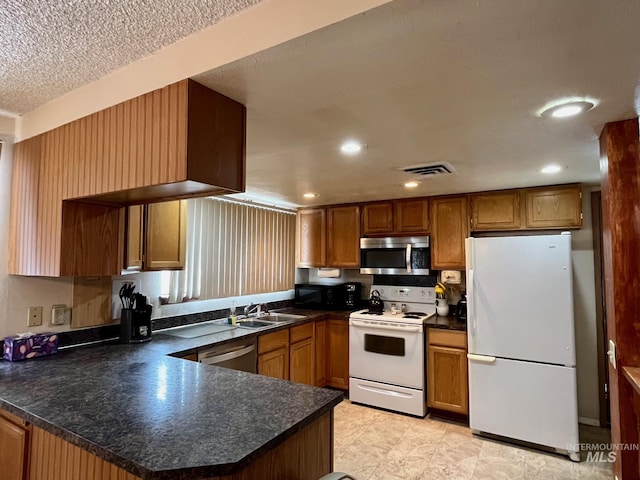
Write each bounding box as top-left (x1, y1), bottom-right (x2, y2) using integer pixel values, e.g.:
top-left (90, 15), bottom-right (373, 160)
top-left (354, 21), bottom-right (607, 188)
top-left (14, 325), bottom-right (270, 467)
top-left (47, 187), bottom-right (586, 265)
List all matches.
top-left (591, 191), bottom-right (610, 427)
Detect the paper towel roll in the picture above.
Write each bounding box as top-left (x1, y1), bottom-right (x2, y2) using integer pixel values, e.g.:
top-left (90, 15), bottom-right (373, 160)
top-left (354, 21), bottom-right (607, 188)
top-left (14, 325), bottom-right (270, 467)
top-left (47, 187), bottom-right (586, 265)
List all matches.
top-left (317, 268), bottom-right (341, 278)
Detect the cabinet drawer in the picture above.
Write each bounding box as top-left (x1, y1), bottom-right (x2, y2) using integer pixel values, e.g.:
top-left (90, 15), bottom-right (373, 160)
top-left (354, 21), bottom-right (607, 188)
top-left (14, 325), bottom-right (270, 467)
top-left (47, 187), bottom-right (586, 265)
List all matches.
top-left (0, 409), bottom-right (27, 427)
top-left (429, 329), bottom-right (467, 348)
top-left (258, 329), bottom-right (290, 354)
top-left (290, 322), bottom-right (314, 343)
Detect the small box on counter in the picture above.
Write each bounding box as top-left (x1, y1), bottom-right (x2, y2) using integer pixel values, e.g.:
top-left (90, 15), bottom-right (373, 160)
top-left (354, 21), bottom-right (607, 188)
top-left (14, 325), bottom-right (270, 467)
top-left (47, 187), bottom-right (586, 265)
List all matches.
top-left (3, 333), bottom-right (59, 362)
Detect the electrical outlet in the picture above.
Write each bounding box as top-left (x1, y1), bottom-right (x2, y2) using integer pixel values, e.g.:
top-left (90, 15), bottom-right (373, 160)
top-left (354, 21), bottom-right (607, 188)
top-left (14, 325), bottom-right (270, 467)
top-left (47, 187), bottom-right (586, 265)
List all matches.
top-left (51, 304), bottom-right (71, 325)
top-left (27, 306), bottom-right (43, 327)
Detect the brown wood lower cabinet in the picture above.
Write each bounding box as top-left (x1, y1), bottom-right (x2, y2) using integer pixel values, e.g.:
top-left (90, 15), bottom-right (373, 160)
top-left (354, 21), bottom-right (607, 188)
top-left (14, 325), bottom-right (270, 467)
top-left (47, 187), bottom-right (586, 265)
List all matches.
top-left (257, 318), bottom-right (349, 389)
top-left (0, 410), bottom-right (29, 480)
top-left (258, 329), bottom-right (290, 381)
top-left (290, 323), bottom-right (315, 384)
top-left (315, 320), bottom-right (327, 387)
top-left (327, 319), bottom-right (349, 390)
top-left (427, 329), bottom-right (468, 415)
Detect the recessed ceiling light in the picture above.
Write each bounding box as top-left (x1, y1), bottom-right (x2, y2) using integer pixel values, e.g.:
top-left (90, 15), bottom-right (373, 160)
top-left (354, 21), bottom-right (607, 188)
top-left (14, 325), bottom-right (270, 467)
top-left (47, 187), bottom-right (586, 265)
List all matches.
top-left (303, 192), bottom-right (319, 198)
top-left (404, 181), bottom-right (419, 188)
top-left (340, 141), bottom-right (363, 154)
top-left (539, 99), bottom-right (596, 118)
top-left (540, 164), bottom-right (562, 174)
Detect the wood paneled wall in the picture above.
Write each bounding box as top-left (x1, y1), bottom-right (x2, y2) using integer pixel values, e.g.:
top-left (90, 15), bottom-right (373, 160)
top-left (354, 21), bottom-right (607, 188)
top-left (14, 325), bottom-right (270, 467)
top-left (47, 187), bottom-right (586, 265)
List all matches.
top-left (30, 426), bottom-right (140, 480)
top-left (28, 412), bottom-right (332, 480)
top-left (599, 117), bottom-right (640, 480)
top-left (8, 79), bottom-right (246, 276)
top-left (8, 136), bottom-right (42, 275)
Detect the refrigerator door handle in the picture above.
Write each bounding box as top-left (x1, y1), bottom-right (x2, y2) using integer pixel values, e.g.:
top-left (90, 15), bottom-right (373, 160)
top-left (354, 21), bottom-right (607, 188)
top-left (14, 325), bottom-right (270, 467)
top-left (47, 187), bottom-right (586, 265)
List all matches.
top-left (467, 353), bottom-right (496, 364)
top-left (468, 268), bottom-right (475, 334)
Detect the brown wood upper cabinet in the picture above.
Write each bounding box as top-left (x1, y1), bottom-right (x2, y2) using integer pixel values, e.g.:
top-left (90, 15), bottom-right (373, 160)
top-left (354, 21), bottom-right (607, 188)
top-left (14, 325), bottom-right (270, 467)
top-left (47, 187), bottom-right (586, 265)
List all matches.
top-left (296, 208), bottom-right (326, 267)
top-left (124, 200), bottom-right (187, 271)
top-left (9, 79), bottom-right (245, 277)
top-left (430, 196), bottom-right (469, 270)
top-left (327, 205), bottom-right (360, 268)
top-left (296, 205), bottom-right (360, 268)
top-left (362, 198), bottom-right (428, 235)
top-left (524, 185), bottom-right (582, 229)
top-left (470, 191), bottom-right (521, 231)
top-left (470, 185), bottom-right (582, 231)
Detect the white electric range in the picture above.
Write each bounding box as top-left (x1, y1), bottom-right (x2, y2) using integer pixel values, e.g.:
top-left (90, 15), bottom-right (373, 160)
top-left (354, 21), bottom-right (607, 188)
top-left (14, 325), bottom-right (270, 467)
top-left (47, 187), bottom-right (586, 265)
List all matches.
top-left (349, 284), bottom-right (436, 417)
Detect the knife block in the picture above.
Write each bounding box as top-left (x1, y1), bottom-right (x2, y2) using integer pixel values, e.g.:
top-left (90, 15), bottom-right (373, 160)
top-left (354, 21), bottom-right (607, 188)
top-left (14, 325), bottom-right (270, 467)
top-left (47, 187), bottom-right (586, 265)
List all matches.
top-left (120, 307), bottom-right (152, 344)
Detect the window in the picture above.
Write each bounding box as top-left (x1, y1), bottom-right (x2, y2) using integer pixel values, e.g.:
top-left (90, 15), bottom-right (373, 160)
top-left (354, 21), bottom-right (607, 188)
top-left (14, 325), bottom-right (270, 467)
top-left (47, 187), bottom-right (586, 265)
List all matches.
top-left (167, 197), bottom-right (296, 302)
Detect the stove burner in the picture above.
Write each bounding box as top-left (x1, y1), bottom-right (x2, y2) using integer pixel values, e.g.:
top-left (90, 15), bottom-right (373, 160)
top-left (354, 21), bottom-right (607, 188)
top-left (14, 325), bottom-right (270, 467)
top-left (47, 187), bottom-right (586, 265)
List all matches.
top-left (362, 311), bottom-right (383, 316)
top-left (404, 311), bottom-right (426, 316)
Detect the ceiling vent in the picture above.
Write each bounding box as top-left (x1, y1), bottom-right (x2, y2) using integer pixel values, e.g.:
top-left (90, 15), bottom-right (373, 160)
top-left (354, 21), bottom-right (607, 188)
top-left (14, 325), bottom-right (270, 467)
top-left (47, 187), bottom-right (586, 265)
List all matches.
top-left (401, 162), bottom-right (456, 177)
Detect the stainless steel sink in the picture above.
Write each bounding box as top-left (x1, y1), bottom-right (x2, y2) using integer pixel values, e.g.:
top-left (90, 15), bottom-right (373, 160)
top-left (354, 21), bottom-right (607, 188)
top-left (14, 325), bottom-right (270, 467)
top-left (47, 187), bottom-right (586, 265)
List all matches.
top-left (236, 313), bottom-right (306, 330)
top-left (161, 321), bottom-right (236, 338)
top-left (236, 320), bottom-right (275, 328)
top-left (264, 313), bottom-right (306, 322)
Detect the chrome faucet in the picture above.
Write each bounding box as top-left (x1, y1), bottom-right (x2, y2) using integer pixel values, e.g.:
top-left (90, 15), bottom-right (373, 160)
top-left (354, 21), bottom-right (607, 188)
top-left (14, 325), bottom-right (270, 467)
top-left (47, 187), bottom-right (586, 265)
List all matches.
top-left (244, 303), bottom-right (268, 317)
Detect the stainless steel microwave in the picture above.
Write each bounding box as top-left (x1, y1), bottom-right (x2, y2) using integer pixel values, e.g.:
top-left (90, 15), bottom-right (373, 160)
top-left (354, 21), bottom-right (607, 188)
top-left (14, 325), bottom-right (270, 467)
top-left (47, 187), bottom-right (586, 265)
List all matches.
top-left (360, 236), bottom-right (430, 275)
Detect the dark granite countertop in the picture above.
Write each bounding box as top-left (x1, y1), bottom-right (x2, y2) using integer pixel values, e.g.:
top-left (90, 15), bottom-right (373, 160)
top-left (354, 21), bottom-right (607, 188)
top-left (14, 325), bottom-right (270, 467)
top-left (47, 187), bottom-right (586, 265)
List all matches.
top-left (425, 315), bottom-right (467, 331)
top-left (0, 309), bottom-right (345, 480)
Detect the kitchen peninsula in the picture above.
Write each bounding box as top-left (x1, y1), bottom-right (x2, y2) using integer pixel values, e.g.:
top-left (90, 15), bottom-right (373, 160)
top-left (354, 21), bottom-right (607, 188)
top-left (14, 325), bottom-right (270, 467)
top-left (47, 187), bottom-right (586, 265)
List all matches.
top-left (0, 325), bottom-right (342, 480)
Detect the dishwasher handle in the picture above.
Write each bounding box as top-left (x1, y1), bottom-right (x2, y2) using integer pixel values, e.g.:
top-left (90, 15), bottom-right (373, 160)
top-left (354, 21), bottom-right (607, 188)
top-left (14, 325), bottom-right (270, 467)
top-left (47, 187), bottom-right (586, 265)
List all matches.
top-left (199, 344), bottom-right (256, 365)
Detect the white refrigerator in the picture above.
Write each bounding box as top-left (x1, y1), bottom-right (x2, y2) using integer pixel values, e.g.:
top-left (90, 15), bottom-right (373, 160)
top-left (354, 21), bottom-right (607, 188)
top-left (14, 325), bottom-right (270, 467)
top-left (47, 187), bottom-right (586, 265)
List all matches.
top-left (465, 233), bottom-right (580, 461)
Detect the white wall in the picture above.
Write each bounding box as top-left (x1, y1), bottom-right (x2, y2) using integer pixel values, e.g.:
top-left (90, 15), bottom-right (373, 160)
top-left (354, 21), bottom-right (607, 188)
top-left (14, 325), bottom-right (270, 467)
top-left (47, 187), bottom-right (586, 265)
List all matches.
top-left (571, 185), bottom-right (601, 423)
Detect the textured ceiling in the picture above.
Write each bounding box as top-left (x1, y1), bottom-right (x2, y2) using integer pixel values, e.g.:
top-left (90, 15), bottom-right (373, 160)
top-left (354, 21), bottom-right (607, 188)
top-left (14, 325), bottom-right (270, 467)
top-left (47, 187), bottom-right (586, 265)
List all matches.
top-left (0, 0), bottom-right (263, 116)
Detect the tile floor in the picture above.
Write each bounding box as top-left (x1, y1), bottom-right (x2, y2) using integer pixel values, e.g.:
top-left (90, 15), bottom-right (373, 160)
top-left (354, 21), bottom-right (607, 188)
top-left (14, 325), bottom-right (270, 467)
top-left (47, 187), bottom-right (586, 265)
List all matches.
top-left (333, 401), bottom-right (612, 480)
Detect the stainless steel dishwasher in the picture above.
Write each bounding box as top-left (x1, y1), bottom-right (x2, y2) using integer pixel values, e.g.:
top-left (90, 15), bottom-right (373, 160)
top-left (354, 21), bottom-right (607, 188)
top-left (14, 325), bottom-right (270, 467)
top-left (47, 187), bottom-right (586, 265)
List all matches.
top-left (197, 338), bottom-right (257, 373)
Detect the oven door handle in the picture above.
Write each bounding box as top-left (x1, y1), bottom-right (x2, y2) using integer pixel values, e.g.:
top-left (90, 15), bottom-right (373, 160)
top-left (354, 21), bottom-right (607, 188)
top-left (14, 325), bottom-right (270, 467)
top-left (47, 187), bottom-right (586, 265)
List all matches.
top-left (351, 319), bottom-right (421, 333)
top-left (406, 243), bottom-right (412, 273)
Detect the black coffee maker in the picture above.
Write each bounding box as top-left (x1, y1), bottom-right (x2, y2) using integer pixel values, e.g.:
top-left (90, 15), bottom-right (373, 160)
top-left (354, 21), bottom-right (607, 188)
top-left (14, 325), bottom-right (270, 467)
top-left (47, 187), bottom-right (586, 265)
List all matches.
top-left (343, 282), bottom-right (361, 309)
top-left (456, 292), bottom-right (468, 322)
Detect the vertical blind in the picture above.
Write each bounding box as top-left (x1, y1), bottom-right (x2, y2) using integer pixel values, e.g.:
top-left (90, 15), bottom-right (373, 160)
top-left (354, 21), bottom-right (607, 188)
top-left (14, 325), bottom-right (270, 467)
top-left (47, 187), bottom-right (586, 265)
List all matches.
top-left (168, 197), bottom-right (296, 302)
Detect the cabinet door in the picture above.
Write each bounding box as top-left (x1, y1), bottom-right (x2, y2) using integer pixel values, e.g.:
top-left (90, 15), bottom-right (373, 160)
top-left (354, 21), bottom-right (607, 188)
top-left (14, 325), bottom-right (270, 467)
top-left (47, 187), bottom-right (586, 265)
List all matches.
top-left (327, 319), bottom-right (349, 389)
top-left (296, 208), bottom-right (326, 267)
top-left (430, 196), bottom-right (469, 270)
top-left (258, 329), bottom-right (289, 354)
top-left (471, 191), bottom-right (521, 231)
top-left (525, 186), bottom-right (582, 229)
top-left (290, 338), bottom-right (314, 385)
top-left (258, 347), bottom-right (289, 380)
top-left (395, 198), bottom-right (429, 233)
top-left (124, 204), bottom-right (144, 269)
top-left (327, 205), bottom-right (361, 268)
top-left (0, 415), bottom-right (28, 480)
top-left (144, 200), bottom-right (187, 270)
top-left (427, 345), bottom-right (468, 414)
top-left (362, 202), bottom-right (394, 235)
top-left (315, 320), bottom-right (327, 387)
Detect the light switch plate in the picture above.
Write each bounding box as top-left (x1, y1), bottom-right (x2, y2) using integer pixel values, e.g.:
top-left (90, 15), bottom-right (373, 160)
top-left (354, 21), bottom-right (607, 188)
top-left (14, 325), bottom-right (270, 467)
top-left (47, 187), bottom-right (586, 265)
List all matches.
top-left (608, 339), bottom-right (616, 369)
top-left (51, 304), bottom-right (71, 325)
top-left (27, 306), bottom-right (43, 327)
